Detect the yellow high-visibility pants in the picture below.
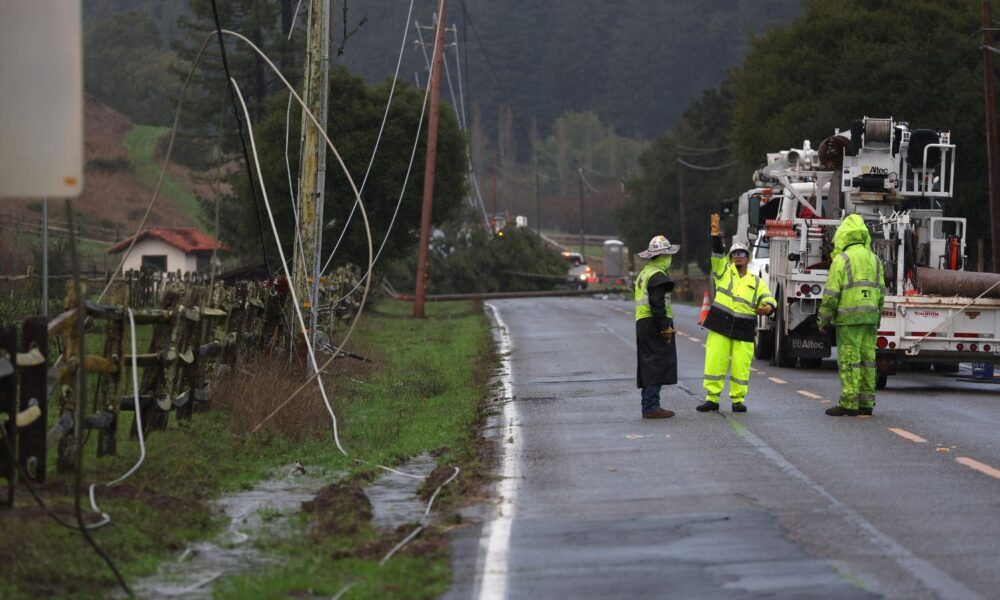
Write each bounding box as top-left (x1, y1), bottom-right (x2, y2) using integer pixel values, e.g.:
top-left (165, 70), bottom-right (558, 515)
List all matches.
top-left (703, 330), bottom-right (754, 404)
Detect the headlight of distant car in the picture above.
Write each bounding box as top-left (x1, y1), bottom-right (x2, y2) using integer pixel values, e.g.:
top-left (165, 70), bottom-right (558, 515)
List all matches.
top-left (579, 274), bottom-right (587, 280)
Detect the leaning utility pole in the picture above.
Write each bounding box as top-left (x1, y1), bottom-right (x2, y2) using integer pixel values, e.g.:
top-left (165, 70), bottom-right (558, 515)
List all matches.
top-left (982, 0), bottom-right (1000, 272)
top-left (413, 0), bottom-right (447, 318)
top-left (294, 0), bottom-right (332, 353)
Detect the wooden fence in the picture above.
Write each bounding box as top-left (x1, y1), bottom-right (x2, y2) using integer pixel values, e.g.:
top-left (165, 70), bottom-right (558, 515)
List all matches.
top-left (0, 268), bottom-right (364, 504)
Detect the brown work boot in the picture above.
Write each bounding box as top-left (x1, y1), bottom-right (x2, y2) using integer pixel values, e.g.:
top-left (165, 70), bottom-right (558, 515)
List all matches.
top-left (642, 407), bottom-right (675, 419)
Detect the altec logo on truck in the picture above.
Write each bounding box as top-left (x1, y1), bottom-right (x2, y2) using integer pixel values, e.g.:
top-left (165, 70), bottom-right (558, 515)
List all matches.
top-left (729, 116), bottom-right (1000, 388)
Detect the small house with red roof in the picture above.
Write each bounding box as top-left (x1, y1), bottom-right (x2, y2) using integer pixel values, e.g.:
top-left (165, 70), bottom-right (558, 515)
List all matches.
top-left (107, 227), bottom-right (226, 273)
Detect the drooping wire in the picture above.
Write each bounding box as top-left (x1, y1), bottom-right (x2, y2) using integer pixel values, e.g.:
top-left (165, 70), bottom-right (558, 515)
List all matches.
top-left (66, 201), bottom-right (132, 597)
top-left (210, 0), bottom-right (273, 274)
top-left (85, 306), bottom-right (148, 529)
top-left (212, 28), bottom-right (374, 437)
top-left (229, 78), bottom-right (348, 454)
top-left (96, 32), bottom-right (216, 303)
top-left (319, 0), bottom-right (417, 276)
top-left (287, 0), bottom-right (304, 39)
top-left (458, 0), bottom-right (514, 108)
top-left (379, 466), bottom-right (460, 565)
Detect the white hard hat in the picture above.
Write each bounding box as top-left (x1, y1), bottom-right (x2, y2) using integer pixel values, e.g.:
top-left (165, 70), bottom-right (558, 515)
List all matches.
top-left (729, 242), bottom-right (750, 257)
top-left (638, 235), bottom-right (680, 258)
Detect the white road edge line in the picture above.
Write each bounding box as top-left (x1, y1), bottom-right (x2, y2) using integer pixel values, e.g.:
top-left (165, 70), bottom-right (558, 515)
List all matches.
top-left (477, 303), bottom-right (519, 600)
top-left (725, 417), bottom-right (982, 600)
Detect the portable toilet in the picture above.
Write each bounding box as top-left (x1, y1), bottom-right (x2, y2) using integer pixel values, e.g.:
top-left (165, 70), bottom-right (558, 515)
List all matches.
top-left (603, 239), bottom-right (625, 282)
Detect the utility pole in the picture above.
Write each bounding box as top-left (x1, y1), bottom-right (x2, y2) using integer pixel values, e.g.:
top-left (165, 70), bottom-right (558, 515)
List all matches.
top-left (676, 159), bottom-right (692, 300)
top-left (534, 164), bottom-right (541, 235)
top-left (491, 155), bottom-right (497, 232)
top-left (982, 0), bottom-right (1000, 272)
top-left (293, 0), bottom-right (331, 355)
top-left (578, 167), bottom-right (586, 260)
top-left (413, 0), bottom-right (447, 318)
top-left (41, 198), bottom-right (48, 318)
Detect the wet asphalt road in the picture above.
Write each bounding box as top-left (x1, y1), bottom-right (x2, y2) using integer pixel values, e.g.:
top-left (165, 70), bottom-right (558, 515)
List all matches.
top-left (445, 297), bottom-right (1000, 600)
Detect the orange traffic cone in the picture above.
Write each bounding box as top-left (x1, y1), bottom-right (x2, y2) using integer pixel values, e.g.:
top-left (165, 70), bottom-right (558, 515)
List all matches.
top-left (698, 291), bottom-right (711, 324)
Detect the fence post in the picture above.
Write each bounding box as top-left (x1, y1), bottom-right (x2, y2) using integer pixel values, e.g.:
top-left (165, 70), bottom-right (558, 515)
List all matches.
top-left (96, 284), bottom-right (127, 457)
top-left (137, 286), bottom-right (182, 434)
top-left (0, 324), bottom-right (17, 506)
top-left (18, 317), bottom-right (48, 483)
top-left (173, 286), bottom-right (202, 422)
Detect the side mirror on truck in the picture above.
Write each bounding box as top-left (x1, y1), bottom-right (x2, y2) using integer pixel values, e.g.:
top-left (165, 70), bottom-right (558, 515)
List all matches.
top-left (748, 194), bottom-right (762, 227)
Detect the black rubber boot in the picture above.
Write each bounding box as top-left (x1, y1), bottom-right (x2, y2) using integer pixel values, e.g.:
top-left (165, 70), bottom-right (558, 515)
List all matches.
top-left (732, 403), bottom-right (747, 413)
top-left (858, 407), bottom-right (873, 416)
top-left (825, 405), bottom-right (859, 417)
top-left (696, 401), bottom-right (720, 412)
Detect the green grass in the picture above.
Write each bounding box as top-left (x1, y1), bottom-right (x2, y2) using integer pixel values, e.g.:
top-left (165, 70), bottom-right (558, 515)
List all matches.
top-left (1, 298), bottom-right (495, 599)
top-left (123, 125), bottom-right (203, 225)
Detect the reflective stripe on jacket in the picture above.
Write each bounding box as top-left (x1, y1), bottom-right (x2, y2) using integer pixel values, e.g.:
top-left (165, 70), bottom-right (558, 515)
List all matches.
top-left (635, 256), bottom-right (674, 321)
top-left (701, 246), bottom-right (776, 342)
top-left (818, 214), bottom-right (885, 327)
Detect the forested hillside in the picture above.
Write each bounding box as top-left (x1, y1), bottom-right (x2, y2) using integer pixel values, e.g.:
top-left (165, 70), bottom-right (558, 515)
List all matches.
top-left (84, 0), bottom-right (802, 146)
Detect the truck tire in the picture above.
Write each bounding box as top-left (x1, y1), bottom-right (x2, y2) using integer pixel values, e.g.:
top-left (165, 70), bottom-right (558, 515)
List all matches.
top-left (876, 373), bottom-right (888, 390)
top-left (755, 327), bottom-right (774, 360)
top-left (771, 298), bottom-right (797, 368)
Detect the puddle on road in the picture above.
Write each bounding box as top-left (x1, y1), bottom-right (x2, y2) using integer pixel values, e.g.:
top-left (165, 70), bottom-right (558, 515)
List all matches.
top-left (365, 453), bottom-right (436, 531)
top-left (129, 465), bottom-right (334, 599)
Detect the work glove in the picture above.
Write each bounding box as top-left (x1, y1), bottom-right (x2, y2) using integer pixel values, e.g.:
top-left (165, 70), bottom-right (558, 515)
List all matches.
top-left (755, 304), bottom-right (773, 316)
top-left (660, 327), bottom-right (676, 342)
top-left (710, 213), bottom-right (722, 236)
top-left (816, 321), bottom-right (828, 334)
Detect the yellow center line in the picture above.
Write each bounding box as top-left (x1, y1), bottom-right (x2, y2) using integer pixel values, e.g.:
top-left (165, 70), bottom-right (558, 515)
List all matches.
top-left (955, 457), bottom-right (1000, 480)
top-left (888, 428), bottom-right (928, 444)
top-left (796, 390), bottom-right (823, 400)
top-left (768, 377), bottom-right (787, 384)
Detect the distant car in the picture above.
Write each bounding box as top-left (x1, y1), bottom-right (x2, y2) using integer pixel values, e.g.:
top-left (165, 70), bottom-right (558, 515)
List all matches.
top-left (562, 251), bottom-right (592, 289)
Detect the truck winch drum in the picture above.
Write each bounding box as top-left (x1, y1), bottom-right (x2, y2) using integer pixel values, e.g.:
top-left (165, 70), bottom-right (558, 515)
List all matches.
top-left (915, 267), bottom-right (1000, 299)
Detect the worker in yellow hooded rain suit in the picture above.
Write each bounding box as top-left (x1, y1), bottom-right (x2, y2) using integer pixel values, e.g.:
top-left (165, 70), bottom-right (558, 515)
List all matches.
top-left (817, 214), bottom-right (885, 416)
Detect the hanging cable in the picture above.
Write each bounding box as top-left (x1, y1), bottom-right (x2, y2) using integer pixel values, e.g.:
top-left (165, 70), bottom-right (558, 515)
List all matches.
top-left (66, 202), bottom-right (132, 597)
top-left (458, 0), bottom-right (514, 108)
top-left (229, 78), bottom-right (348, 454)
top-left (288, 0), bottom-right (304, 38)
top-left (210, 0), bottom-right (273, 274)
top-left (85, 306), bottom-right (148, 529)
top-left (676, 157), bottom-right (740, 171)
top-left (320, 0), bottom-right (417, 276)
top-left (676, 143), bottom-right (734, 154)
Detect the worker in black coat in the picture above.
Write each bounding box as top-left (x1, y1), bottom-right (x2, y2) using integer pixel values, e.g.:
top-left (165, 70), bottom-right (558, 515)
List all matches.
top-left (634, 235), bottom-right (679, 418)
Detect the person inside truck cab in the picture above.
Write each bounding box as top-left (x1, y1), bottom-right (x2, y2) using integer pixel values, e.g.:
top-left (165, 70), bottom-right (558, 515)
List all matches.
top-left (698, 214), bottom-right (777, 413)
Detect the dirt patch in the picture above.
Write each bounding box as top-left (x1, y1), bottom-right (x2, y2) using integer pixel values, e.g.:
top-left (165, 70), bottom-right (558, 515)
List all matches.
top-left (1, 97), bottom-right (197, 245)
top-left (418, 460), bottom-right (458, 503)
top-left (302, 481), bottom-right (372, 537)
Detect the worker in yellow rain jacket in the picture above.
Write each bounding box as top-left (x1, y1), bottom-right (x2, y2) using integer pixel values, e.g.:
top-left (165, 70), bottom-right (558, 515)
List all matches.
top-left (817, 214), bottom-right (885, 416)
top-left (697, 214), bottom-right (776, 413)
